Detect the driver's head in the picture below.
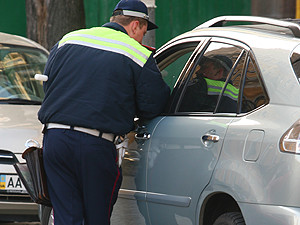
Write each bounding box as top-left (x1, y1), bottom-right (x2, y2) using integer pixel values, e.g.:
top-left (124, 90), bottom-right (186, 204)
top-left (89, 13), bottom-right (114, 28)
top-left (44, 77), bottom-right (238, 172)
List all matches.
top-left (197, 55), bottom-right (233, 80)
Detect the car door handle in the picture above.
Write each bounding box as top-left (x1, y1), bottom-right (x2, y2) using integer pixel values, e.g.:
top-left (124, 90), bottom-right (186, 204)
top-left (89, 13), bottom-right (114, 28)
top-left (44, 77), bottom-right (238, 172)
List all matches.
top-left (135, 132), bottom-right (151, 140)
top-left (202, 134), bottom-right (220, 143)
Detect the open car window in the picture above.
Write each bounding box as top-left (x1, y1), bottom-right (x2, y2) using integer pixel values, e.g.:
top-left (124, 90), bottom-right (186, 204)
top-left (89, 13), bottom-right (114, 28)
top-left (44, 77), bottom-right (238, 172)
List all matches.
top-left (156, 42), bottom-right (201, 92)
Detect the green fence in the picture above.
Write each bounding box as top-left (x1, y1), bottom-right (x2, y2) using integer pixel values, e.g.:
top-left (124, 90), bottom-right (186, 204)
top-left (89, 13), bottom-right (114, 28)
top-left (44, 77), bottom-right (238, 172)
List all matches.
top-left (0, 0), bottom-right (251, 47)
top-left (83, 0), bottom-right (251, 48)
top-left (156, 0), bottom-right (251, 48)
top-left (0, 0), bottom-right (26, 36)
top-left (84, 0), bottom-right (119, 28)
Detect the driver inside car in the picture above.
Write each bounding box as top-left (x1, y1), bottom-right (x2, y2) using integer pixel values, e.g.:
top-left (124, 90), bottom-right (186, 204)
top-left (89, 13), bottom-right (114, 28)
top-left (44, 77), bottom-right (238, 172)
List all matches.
top-left (179, 55), bottom-right (239, 113)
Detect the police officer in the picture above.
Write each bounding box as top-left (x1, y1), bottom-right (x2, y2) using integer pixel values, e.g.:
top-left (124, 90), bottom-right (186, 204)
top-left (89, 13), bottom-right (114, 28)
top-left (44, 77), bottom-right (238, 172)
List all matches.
top-left (38, 0), bottom-right (170, 224)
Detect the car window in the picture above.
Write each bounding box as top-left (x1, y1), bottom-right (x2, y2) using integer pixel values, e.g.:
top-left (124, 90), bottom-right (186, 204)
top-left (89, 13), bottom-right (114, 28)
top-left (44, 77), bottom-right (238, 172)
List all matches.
top-left (290, 44), bottom-right (300, 83)
top-left (178, 42), bottom-right (243, 113)
top-left (0, 45), bottom-right (47, 102)
top-left (157, 42), bottom-right (200, 92)
top-left (240, 57), bottom-right (268, 113)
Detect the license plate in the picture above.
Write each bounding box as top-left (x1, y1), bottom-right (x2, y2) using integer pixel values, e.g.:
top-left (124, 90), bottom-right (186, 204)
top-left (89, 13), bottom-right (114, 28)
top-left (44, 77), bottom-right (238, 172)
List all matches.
top-left (0, 174), bottom-right (27, 193)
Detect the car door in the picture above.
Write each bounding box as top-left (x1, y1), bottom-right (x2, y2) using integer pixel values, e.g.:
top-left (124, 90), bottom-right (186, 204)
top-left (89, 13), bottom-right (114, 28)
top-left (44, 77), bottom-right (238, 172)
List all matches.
top-left (145, 39), bottom-right (247, 225)
top-left (111, 39), bottom-right (203, 225)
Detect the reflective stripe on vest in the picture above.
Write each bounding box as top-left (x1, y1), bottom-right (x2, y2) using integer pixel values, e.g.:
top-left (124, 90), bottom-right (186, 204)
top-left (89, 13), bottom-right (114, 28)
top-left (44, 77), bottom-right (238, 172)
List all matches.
top-left (58, 27), bottom-right (151, 67)
top-left (204, 78), bottom-right (239, 101)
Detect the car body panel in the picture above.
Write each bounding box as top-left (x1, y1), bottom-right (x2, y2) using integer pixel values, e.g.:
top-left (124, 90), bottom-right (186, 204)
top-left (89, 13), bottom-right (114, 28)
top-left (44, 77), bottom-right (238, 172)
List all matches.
top-left (0, 105), bottom-right (43, 155)
top-left (111, 117), bottom-right (164, 225)
top-left (0, 32), bottom-right (48, 53)
top-left (213, 104), bottom-right (300, 206)
top-left (239, 203), bottom-right (300, 225)
top-left (146, 116), bottom-right (232, 225)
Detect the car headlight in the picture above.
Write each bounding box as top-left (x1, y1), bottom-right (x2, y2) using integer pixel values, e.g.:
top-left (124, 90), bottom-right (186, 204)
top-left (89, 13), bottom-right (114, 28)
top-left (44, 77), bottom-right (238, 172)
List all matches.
top-left (280, 120), bottom-right (300, 154)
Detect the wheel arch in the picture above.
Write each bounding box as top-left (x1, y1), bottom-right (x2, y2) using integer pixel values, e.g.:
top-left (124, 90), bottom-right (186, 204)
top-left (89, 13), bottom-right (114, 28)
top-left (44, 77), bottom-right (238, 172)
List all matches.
top-left (199, 192), bottom-right (242, 225)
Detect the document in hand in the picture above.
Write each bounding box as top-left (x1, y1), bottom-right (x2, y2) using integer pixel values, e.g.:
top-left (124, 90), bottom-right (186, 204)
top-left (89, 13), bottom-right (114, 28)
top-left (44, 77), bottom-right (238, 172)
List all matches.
top-left (14, 147), bottom-right (51, 206)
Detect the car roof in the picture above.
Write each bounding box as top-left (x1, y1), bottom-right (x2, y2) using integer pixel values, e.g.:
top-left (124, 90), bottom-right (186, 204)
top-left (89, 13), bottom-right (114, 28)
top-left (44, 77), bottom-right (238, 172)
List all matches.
top-left (158, 16), bottom-right (300, 53)
top-left (0, 32), bottom-right (48, 53)
top-left (195, 16), bottom-right (300, 36)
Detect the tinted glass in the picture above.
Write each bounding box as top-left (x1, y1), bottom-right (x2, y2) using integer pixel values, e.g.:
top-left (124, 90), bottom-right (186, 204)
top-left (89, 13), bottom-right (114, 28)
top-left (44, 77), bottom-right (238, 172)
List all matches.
top-left (241, 57), bottom-right (268, 113)
top-left (217, 51), bottom-right (246, 113)
top-left (0, 45), bottom-right (47, 103)
top-left (178, 42), bottom-right (243, 113)
top-left (291, 44), bottom-right (300, 83)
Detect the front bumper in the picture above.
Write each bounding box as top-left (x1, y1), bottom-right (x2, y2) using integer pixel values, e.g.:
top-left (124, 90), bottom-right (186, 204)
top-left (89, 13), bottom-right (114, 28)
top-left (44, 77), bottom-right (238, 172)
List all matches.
top-left (0, 201), bottom-right (38, 215)
top-left (0, 200), bottom-right (38, 222)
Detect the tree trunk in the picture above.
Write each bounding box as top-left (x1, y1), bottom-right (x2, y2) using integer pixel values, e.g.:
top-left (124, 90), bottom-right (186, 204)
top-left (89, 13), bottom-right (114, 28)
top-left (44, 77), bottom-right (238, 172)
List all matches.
top-left (26, 0), bottom-right (86, 50)
top-left (252, 0), bottom-right (296, 19)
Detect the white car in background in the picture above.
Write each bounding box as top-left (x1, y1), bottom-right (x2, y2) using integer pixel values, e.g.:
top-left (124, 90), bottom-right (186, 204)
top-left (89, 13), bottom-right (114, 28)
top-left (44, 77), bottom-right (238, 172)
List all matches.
top-left (0, 32), bottom-right (47, 222)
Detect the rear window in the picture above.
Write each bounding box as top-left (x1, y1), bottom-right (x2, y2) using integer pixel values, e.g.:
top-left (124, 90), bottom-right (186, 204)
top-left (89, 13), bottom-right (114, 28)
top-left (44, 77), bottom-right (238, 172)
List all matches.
top-left (291, 44), bottom-right (300, 83)
top-left (0, 45), bottom-right (48, 104)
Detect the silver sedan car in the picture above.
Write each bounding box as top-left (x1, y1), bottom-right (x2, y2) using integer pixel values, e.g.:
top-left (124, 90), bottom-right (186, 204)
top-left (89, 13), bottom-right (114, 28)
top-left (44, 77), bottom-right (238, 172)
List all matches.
top-left (44, 16), bottom-right (300, 225)
top-left (0, 32), bottom-right (47, 222)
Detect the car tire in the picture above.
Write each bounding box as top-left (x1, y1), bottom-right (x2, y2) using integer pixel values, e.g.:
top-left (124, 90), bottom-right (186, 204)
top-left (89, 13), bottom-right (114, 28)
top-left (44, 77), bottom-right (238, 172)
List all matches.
top-left (213, 212), bottom-right (245, 225)
top-left (41, 206), bottom-right (54, 225)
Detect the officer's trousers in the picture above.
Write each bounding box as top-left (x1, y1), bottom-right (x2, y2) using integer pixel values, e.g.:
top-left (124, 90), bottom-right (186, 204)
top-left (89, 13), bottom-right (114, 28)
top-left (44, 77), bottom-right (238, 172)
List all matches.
top-left (43, 129), bottom-right (122, 225)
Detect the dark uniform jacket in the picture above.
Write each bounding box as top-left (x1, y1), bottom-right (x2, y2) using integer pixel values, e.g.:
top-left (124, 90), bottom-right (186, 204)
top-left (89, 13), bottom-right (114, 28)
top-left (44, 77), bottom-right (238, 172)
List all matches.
top-left (38, 22), bottom-right (170, 135)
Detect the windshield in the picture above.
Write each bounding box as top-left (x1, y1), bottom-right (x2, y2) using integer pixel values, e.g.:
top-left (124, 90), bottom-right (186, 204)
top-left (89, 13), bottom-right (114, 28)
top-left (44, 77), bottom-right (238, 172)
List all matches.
top-left (0, 45), bottom-right (47, 104)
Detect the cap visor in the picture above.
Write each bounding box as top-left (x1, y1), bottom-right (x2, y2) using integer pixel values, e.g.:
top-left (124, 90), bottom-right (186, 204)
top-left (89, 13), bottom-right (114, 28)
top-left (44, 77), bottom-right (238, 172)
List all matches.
top-left (147, 21), bottom-right (158, 30)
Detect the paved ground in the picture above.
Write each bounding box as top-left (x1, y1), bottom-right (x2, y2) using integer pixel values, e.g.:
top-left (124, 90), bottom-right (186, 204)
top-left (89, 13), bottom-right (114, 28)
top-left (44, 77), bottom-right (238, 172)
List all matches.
top-left (0, 223), bottom-right (40, 225)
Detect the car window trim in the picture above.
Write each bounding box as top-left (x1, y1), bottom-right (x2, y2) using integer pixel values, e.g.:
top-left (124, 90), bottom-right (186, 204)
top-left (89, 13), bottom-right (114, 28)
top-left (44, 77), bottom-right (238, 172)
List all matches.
top-left (155, 36), bottom-right (209, 57)
top-left (236, 51), bottom-right (250, 114)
